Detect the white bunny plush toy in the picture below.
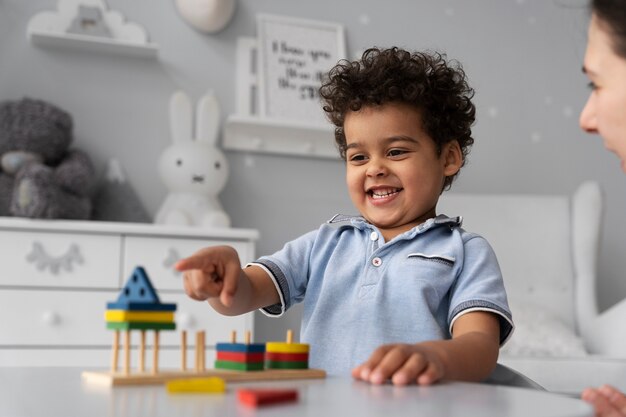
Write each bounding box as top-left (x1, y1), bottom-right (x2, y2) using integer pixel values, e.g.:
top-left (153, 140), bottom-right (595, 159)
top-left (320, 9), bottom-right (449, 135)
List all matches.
top-left (155, 90), bottom-right (231, 228)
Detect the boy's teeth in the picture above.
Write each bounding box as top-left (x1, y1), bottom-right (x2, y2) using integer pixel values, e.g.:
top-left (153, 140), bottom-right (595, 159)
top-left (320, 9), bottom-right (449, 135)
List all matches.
top-left (371, 188), bottom-right (399, 198)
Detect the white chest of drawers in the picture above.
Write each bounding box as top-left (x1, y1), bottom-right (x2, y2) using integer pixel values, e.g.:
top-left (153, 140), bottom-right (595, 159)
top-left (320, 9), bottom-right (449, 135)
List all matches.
top-left (0, 217), bottom-right (258, 367)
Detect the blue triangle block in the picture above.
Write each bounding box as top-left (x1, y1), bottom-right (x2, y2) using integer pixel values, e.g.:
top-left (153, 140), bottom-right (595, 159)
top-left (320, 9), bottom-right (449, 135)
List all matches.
top-left (115, 266), bottom-right (160, 304)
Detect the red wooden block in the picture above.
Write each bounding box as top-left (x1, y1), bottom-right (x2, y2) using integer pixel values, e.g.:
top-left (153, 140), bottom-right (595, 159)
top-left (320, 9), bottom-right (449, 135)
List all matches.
top-left (217, 351), bottom-right (265, 363)
top-left (265, 352), bottom-right (309, 362)
top-left (237, 388), bottom-right (298, 407)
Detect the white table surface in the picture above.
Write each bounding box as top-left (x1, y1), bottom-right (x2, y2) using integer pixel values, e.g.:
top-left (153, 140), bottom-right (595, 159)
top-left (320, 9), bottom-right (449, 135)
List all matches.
top-left (0, 367), bottom-right (593, 417)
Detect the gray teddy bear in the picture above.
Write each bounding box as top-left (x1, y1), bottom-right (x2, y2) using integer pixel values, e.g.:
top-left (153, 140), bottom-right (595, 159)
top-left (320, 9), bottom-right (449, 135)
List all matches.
top-left (0, 98), bottom-right (96, 220)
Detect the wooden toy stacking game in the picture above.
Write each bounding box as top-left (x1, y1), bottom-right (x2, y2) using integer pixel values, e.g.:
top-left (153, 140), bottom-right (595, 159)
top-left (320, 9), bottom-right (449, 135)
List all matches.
top-left (82, 269), bottom-right (326, 387)
top-left (265, 330), bottom-right (309, 370)
top-left (215, 331), bottom-right (265, 371)
top-left (105, 266), bottom-right (177, 375)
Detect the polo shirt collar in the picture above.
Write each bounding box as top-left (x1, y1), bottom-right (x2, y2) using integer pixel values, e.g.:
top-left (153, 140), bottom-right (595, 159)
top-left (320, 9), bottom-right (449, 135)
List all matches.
top-left (327, 214), bottom-right (463, 236)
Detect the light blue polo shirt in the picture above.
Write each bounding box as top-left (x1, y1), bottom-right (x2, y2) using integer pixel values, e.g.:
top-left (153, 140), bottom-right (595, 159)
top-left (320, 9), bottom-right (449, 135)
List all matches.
top-left (251, 214), bottom-right (513, 376)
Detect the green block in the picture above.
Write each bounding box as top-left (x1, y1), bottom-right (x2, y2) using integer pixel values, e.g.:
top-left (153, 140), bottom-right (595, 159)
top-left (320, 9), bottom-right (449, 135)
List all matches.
top-left (264, 360), bottom-right (308, 370)
top-left (214, 360), bottom-right (264, 371)
top-left (106, 321), bottom-right (176, 331)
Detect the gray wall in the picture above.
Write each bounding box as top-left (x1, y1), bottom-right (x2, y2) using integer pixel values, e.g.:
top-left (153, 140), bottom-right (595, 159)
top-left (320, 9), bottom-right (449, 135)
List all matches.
top-left (1, 0), bottom-right (623, 341)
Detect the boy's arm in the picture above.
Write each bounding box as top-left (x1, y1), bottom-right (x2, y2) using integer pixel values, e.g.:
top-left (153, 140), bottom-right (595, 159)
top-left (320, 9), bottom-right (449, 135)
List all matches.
top-left (352, 311), bottom-right (500, 385)
top-left (175, 245), bottom-right (280, 316)
top-left (207, 264), bottom-right (279, 316)
top-left (430, 311), bottom-right (500, 381)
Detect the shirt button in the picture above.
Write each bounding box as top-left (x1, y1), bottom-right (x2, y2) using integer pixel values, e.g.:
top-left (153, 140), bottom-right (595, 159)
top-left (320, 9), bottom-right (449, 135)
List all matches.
top-left (370, 232), bottom-right (379, 241)
top-left (372, 257), bottom-right (382, 267)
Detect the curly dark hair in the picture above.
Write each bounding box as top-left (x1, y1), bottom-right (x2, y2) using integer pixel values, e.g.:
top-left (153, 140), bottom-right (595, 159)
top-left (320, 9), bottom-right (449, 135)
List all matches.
top-left (319, 47), bottom-right (476, 190)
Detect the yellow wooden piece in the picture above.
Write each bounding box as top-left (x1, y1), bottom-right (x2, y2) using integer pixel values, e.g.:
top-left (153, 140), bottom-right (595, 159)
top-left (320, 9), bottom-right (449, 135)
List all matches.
top-left (105, 310), bottom-right (175, 323)
top-left (265, 342), bottom-right (309, 354)
top-left (166, 377), bottom-right (226, 394)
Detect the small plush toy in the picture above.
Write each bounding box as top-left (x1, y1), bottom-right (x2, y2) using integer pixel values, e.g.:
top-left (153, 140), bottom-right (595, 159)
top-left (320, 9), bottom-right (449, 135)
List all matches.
top-left (155, 90), bottom-right (230, 228)
top-left (0, 98), bottom-right (96, 220)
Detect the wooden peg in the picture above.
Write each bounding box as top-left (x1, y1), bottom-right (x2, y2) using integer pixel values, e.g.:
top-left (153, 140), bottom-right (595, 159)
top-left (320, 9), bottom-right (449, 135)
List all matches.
top-left (195, 331), bottom-right (200, 372)
top-left (139, 330), bottom-right (146, 373)
top-left (152, 331), bottom-right (160, 375)
top-left (286, 329), bottom-right (293, 344)
top-left (110, 330), bottom-right (120, 373)
top-left (199, 331), bottom-right (206, 372)
top-left (123, 330), bottom-right (131, 375)
top-left (245, 330), bottom-right (251, 345)
top-left (181, 330), bottom-right (187, 371)
top-left (230, 330), bottom-right (237, 344)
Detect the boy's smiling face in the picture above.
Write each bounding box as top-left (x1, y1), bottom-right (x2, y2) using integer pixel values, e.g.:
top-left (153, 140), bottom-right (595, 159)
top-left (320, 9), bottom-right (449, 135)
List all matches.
top-left (344, 102), bottom-right (462, 241)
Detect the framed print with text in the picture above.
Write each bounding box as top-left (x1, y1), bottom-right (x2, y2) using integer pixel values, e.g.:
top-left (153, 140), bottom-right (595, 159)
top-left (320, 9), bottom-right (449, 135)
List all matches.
top-left (256, 14), bottom-right (346, 126)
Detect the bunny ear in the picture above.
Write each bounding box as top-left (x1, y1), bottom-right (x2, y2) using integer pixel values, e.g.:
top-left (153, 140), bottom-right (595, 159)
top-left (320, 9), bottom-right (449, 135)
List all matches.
top-left (170, 90), bottom-right (192, 144)
top-left (195, 90), bottom-right (220, 145)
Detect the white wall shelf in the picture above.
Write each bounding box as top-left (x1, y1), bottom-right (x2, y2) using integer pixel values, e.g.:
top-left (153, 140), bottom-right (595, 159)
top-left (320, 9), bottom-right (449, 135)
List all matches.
top-left (26, 0), bottom-right (158, 59)
top-left (28, 30), bottom-right (159, 58)
top-left (223, 114), bottom-right (339, 159)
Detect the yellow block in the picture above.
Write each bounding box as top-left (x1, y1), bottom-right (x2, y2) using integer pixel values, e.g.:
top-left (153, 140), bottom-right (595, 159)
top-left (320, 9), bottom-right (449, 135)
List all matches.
top-left (265, 342), bottom-right (310, 354)
top-left (167, 377), bottom-right (226, 394)
top-left (104, 310), bottom-right (174, 323)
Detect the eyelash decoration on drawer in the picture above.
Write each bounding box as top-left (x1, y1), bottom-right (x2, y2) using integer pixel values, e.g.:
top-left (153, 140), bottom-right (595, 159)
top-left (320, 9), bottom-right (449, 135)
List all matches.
top-left (26, 241), bottom-right (84, 275)
top-left (407, 253), bottom-right (455, 267)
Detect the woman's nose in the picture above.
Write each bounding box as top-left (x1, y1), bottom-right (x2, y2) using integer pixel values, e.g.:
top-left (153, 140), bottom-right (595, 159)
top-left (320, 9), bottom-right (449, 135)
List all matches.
top-left (579, 94), bottom-right (598, 134)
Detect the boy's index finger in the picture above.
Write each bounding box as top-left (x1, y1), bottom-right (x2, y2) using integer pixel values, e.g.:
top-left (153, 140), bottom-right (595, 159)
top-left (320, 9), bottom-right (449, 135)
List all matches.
top-left (175, 254), bottom-right (216, 272)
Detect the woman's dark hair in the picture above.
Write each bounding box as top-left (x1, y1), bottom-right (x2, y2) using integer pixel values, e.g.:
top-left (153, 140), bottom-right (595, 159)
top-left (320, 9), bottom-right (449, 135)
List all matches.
top-left (592, 0), bottom-right (626, 58)
top-left (319, 47), bottom-right (475, 190)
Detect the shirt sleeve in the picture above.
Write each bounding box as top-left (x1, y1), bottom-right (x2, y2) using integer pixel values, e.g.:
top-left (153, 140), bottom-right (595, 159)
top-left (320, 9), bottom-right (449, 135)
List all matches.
top-left (248, 229), bottom-right (318, 317)
top-left (448, 235), bottom-right (514, 345)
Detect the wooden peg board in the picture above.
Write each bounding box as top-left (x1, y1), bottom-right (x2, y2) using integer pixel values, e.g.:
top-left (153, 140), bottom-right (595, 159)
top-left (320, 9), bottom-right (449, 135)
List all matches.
top-left (81, 368), bottom-right (326, 387)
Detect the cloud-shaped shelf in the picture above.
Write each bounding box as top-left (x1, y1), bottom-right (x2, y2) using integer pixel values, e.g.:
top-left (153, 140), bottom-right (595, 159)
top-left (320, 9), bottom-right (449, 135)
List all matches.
top-left (27, 0), bottom-right (159, 58)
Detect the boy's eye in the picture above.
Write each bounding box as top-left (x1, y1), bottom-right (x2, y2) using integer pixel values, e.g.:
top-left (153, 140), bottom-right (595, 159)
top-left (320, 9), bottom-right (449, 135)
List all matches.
top-left (388, 149), bottom-right (406, 157)
top-left (587, 81), bottom-right (597, 90)
top-left (348, 154), bottom-right (367, 163)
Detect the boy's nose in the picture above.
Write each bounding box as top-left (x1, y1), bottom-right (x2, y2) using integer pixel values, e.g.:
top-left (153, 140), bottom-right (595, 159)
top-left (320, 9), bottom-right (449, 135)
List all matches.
top-left (366, 160), bottom-right (388, 177)
top-left (579, 94), bottom-right (598, 134)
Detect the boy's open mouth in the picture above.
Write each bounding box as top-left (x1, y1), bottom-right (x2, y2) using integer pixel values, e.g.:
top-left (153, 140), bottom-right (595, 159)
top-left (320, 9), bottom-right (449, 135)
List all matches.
top-left (367, 187), bottom-right (402, 199)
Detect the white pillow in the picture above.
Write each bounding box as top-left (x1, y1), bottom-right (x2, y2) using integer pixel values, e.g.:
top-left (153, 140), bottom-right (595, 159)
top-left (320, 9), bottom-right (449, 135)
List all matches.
top-left (501, 302), bottom-right (588, 357)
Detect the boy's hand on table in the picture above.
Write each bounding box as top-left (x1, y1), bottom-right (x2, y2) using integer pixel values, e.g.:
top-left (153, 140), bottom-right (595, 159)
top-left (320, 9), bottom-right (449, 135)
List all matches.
top-left (352, 343), bottom-right (446, 386)
top-left (582, 385), bottom-right (626, 417)
top-left (175, 245), bottom-right (242, 307)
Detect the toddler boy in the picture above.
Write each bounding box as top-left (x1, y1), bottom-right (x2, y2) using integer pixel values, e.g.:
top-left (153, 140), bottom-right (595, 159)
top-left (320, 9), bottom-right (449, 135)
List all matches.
top-left (177, 47), bottom-right (513, 386)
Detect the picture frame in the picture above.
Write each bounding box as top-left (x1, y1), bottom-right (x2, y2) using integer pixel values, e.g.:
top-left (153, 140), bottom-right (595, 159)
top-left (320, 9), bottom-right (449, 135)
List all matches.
top-left (235, 36), bottom-right (259, 117)
top-left (256, 14), bottom-right (346, 126)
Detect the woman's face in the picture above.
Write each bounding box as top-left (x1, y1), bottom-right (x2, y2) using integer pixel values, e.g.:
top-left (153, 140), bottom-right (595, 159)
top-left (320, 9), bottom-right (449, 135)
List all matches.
top-left (580, 14), bottom-right (626, 172)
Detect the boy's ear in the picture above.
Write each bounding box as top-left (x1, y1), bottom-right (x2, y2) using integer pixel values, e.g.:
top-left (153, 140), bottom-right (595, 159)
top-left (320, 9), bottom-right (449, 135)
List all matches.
top-left (442, 141), bottom-right (463, 176)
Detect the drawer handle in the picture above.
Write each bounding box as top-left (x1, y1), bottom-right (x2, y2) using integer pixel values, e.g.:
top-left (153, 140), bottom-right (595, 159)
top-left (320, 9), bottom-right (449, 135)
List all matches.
top-left (177, 312), bottom-right (196, 329)
top-left (26, 242), bottom-right (84, 275)
top-left (41, 311), bottom-right (61, 326)
top-left (163, 248), bottom-right (182, 276)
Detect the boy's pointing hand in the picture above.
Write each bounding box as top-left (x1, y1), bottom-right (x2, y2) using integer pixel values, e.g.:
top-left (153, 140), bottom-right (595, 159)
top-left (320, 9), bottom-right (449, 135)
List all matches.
top-left (175, 245), bottom-right (242, 307)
